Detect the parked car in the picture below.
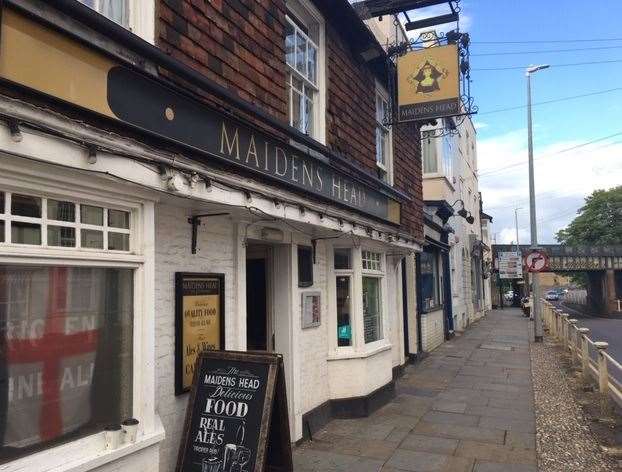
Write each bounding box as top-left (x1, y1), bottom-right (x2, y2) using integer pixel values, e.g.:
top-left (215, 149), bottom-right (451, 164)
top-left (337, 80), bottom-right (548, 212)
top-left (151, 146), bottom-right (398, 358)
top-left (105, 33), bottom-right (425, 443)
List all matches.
top-left (545, 290), bottom-right (560, 301)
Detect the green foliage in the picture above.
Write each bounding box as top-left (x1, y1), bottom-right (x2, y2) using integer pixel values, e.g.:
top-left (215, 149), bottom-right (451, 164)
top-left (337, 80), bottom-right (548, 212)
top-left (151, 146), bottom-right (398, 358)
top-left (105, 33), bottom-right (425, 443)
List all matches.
top-left (556, 186), bottom-right (622, 288)
top-left (556, 186), bottom-right (622, 246)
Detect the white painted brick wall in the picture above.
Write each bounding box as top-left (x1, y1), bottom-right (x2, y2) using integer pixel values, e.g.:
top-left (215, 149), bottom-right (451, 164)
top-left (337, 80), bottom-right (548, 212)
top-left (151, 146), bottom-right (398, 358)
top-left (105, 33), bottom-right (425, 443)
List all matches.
top-left (154, 202), bottom-right (236, 472)
top-left (298, 240), bottom-right (330, 413)
top-left (421, 309), bottom-right (444, 352)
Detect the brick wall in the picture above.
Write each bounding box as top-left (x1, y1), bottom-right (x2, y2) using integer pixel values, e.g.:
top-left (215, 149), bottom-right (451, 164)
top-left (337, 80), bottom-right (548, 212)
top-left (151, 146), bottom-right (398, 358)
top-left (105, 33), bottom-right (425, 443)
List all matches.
top-left (157, 0), bottom-right (288, 121)
top-left (156, 0), bottom-right (423, 242)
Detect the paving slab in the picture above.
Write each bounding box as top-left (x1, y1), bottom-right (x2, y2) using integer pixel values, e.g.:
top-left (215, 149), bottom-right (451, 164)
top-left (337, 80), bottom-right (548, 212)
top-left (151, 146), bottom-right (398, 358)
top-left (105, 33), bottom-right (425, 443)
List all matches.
top-left (293, 309), bottom-right (538, 472)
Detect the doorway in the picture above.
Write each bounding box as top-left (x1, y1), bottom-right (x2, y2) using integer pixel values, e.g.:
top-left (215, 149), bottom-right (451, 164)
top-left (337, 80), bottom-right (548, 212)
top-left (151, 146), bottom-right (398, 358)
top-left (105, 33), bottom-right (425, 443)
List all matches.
top-left (246, 244), bottom-right (273, 351)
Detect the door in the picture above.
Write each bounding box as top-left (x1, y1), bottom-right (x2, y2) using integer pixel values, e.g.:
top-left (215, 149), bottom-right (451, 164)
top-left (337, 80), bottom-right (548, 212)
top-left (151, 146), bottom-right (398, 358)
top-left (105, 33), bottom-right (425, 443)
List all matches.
top-left (246, 244), bottom-right (273, 351)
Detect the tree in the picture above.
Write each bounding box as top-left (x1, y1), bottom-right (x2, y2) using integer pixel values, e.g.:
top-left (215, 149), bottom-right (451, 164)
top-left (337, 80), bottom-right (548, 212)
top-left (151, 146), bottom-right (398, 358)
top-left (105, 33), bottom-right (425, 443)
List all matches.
top-left (556, 186), bottom-right (622, 288)
top-left (556, 186), bottom-right (622, 246)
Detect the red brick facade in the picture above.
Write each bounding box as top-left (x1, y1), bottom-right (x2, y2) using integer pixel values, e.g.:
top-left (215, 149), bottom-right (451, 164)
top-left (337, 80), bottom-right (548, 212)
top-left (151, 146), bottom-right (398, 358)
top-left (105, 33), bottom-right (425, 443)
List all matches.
top-left (156, 0), bottom-right (423, 241)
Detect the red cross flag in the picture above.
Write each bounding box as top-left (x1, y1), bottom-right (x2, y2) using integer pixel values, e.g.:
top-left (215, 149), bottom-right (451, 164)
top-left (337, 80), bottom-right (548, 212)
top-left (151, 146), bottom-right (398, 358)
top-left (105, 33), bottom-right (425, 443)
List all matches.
top-left (2, 267), bottom-right (99, 448)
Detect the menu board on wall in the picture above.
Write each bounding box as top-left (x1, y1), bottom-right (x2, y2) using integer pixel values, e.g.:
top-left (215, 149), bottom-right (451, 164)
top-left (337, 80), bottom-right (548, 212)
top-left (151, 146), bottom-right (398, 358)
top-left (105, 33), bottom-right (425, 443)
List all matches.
top-left (176, 273), bottom-right (225, 395)
top-left (176, 351), bottom-right (293, 472)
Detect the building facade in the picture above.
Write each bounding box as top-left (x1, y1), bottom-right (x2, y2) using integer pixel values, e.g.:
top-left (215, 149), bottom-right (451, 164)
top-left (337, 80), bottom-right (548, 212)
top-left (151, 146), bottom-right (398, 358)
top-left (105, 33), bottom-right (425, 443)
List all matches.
top-left (0, 1), bottom-right (425, 471)
top-left (421, 113), bottom-right (487, 342)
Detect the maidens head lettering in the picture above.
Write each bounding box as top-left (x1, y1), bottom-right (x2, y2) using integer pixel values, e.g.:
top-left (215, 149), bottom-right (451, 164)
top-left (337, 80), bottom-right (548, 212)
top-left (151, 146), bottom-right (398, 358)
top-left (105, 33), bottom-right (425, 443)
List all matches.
top-left (219, 122), bottom-right (380, 210)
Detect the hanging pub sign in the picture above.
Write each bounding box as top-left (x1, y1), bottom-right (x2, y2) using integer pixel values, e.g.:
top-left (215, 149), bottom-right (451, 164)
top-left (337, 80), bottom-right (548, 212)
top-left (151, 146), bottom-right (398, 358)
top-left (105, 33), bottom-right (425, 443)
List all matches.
top-left (0, 7), bottom-right (401, 225)
top-left (176, 351), bottom-right (293, 472)
top-left (397, 44), bottom-right (461, 122)
top-left (176, 273), bottom-right (225, 395)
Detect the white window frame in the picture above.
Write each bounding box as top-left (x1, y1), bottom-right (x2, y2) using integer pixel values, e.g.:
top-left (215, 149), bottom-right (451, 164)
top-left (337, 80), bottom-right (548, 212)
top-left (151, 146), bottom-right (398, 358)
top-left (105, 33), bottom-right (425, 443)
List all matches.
top-left (78, 0), bottom-right (155, 43)
top-left (285, 0), bottom-right (326, 144)
top-left (375, 83), bottom-right (393, 185)
top-left (0, 191), bottom-right (132, 253)
top-left (0, 170), bottom-right (161, 472)
top-left (328, 245), bottom-right (390, 357)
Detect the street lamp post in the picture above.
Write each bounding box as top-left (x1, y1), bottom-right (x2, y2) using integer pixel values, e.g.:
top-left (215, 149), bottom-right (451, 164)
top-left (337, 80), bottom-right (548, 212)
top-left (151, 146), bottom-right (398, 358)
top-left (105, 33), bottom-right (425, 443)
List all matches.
top-left (526, 64), bottom-right (549, 342)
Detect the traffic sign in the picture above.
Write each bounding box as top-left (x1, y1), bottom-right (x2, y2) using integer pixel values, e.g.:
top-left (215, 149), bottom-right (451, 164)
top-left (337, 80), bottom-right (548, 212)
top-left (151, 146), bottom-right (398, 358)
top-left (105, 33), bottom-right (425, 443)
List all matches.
top-left (524, 250), bottom-right (549, 273)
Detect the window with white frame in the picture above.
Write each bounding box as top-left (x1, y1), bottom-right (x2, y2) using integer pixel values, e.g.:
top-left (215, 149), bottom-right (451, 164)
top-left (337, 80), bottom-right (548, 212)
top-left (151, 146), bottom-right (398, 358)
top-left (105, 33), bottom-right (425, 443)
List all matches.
top-left (420, 249), bottom-right (440, 311)
top-left (375, 87), bottom-right (392, 183)
top-left (78, 0), bottom-right (129, 27)
top-left (0, 190), bottom-right (136, 464)
top-left (285, 1), bottom-right (324, 139)
top-left (422, 131), bottom-right (438, 174)
top-left (77, 0), bottom-right (154, 42)
top-left (0, 191), bottom-right (131, 251)
top-left (332, 248), bottom-right (386, 348)
top-left (361, 250), bottom-right (383, 344)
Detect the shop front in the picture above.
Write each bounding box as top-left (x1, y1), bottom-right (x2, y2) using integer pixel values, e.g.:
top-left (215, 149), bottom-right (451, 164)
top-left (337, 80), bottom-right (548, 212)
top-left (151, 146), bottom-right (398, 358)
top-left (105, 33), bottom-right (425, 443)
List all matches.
top-left (0, 4), bottom-right (422, 470)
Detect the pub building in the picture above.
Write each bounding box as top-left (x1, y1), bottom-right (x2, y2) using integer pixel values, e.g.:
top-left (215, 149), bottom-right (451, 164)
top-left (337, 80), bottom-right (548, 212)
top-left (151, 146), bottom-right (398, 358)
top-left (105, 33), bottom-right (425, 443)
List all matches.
top-left (0, 0), bottom-right (424, 471)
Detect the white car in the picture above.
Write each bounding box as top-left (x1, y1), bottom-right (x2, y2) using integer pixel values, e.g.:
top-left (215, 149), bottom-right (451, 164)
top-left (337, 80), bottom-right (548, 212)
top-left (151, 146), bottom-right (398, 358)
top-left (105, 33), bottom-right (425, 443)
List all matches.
top-left (545, 290), bottom-right (560, 301)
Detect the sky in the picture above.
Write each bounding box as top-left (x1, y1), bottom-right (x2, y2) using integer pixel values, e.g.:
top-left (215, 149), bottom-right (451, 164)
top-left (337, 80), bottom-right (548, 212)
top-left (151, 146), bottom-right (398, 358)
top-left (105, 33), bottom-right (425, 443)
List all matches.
top-left (404, 0), bottom-right (622, 244)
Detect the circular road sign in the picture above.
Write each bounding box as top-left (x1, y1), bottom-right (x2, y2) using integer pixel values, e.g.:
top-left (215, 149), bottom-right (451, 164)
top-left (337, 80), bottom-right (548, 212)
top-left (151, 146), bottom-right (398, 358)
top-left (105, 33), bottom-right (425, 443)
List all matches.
top-left (524, 250), bottom-right (549, 273)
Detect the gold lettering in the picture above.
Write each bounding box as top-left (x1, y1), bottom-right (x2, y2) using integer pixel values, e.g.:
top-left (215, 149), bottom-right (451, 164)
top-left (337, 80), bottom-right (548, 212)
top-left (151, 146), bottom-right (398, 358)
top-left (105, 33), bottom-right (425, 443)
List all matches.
top-left (245, 134), bottom-right (260, 167)
top-left (275, 147), bottom-right (288, 176)
top-left (302, 162), bottom-right (314, 187)
top-left (291, 155), bottom-right (300, 182)
top-left (332, 176), bottom-right (341, 199)
top-left (316, 168), bottom-right (323, 191)
top-left (220, 122), bottom-right (240, 160)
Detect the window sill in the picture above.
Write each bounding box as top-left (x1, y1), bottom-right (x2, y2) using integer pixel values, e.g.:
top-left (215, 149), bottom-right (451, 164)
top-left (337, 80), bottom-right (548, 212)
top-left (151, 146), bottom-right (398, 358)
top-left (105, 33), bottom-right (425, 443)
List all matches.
top-left (327, 341), bottom-right (392, 361)
top-left (1, 417), bottom-right (165, 472)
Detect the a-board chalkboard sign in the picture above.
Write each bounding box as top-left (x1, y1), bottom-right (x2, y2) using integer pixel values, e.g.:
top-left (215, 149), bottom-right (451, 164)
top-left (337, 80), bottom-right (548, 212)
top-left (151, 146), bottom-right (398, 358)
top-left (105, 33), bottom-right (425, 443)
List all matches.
top-left (176, 350), bottom-right (293, 472)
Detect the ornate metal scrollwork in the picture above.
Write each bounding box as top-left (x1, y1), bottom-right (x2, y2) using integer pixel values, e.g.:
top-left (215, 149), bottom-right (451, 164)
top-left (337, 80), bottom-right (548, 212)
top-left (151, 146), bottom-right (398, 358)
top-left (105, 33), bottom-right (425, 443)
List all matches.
top-left (382, 0), bottom-right (477, 137)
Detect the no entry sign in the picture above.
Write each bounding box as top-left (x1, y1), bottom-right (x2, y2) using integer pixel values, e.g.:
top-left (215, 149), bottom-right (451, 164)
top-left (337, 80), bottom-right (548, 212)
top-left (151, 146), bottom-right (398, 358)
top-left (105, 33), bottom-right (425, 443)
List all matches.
top-left (524, 250), bottom-right (549, 273)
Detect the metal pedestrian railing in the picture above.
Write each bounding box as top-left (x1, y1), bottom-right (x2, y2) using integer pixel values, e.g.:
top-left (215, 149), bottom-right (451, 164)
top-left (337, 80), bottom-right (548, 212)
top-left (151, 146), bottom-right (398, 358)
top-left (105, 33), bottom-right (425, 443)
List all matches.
top-left (542, 300), bottom-right (622, 414)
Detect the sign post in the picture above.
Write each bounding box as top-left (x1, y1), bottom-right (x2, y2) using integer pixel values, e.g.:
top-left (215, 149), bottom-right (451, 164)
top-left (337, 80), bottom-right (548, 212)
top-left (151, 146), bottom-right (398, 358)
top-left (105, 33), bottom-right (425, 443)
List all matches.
top-left (176, 351), bottom-right (293, 472)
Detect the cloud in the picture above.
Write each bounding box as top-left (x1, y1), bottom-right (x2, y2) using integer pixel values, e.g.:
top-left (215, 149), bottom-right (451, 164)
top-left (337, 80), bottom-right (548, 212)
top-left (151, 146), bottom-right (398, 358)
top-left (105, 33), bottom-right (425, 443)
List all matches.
top-left (478, 129), bottom-right (622, 244)
top-left (474, 121), bottom-right (488, 130)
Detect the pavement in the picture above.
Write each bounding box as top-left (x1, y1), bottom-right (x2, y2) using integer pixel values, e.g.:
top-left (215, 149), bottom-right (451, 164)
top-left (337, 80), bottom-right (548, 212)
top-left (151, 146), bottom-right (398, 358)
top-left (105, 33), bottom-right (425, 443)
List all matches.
top-left (293, 308), bottom-right (537, 472)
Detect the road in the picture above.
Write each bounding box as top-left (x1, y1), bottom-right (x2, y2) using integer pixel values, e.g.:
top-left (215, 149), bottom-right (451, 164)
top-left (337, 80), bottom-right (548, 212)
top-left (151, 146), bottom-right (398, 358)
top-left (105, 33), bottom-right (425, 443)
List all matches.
top-left (552, 300), bottom-right (622, 382)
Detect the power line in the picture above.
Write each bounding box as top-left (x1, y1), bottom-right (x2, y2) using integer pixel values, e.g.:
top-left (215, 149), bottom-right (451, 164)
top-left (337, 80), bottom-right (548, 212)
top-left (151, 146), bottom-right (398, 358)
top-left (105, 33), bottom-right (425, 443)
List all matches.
top-left (472, 59), bottom-right (622, 71)
top-left (479, 131), bottom-right (622, 177)
top-left (478, 87), bottom-right (622, 115)
top-left (472, 45), bottom-right (622, 57)
top-left (473, 38), bottom-right (622, 45)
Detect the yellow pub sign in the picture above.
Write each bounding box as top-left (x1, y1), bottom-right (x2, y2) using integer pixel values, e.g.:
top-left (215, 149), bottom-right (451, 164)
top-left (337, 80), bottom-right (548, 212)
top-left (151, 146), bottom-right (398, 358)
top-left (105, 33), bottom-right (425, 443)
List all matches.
top-left (397, 44), bottom-right (461, 122)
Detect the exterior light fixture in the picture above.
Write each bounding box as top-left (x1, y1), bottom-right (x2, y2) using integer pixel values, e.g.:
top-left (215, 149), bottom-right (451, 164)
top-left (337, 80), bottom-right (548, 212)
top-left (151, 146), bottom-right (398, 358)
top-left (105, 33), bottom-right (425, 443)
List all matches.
top-left (8, 120), bottom-right (22, 142)
top-left (87, 145), bottom-right (98, 164)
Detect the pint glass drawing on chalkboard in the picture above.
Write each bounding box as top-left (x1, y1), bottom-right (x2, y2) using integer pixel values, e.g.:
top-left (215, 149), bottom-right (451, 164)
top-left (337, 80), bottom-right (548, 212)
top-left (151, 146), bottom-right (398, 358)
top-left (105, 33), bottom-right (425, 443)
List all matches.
top-left (179, 360), bottom-right (269, 472)
top-left (177, 351), bottom-right (293, 472)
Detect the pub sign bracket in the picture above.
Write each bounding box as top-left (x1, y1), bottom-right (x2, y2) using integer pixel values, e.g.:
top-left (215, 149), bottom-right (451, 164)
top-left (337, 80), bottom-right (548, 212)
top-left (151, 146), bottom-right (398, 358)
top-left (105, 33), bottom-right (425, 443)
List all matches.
top-left (188, 213), bottom-right (230, 254)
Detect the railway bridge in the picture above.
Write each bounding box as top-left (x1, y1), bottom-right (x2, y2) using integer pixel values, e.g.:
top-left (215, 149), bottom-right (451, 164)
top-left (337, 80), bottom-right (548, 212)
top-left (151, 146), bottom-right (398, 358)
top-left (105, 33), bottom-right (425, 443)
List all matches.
top-left (492, 244), bottom-right (622, 315)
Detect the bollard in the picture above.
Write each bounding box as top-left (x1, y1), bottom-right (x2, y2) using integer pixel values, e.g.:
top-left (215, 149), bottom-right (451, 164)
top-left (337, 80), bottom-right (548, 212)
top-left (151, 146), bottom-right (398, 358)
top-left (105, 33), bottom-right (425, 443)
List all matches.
top-left (560, 313), bottom-right (570, 346)
top-left (595, 341), bottom-right (612, 416)
top-left (568, 319), bottom-right (578, 355)
top-left (578, 328), bottom-right (591, 383)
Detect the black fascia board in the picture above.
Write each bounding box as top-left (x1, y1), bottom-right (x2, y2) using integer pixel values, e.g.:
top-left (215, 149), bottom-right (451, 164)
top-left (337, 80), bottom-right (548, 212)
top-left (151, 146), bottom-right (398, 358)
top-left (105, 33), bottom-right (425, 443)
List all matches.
top-left (10, 0), bottom-right (408, 204)
top-left (355, 0), bottom-right (450, 18)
